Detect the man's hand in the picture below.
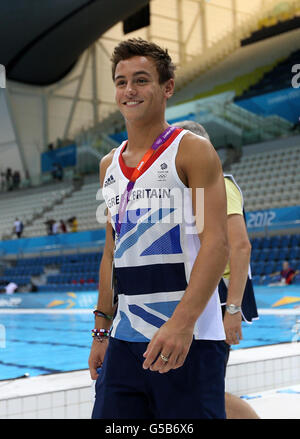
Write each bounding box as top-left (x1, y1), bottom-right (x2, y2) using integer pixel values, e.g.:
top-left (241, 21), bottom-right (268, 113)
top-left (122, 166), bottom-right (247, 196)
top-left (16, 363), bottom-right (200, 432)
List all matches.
top-left (223, 312), bottom-right (242, 345)
top-left (88, 339), bottom-right (109, 380)
top-left (142, 319), bottom-right (194, 373)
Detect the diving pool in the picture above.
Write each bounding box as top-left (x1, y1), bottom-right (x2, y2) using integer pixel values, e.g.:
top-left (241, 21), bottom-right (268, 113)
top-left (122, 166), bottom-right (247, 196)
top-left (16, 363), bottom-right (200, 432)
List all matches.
top-left (1, 285), bottom-right (300, 381)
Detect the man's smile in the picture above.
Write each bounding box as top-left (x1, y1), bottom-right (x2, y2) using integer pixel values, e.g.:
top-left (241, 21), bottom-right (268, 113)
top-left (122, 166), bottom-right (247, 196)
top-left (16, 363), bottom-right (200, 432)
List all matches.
top-left (123, 100), bottom-right (144, 107)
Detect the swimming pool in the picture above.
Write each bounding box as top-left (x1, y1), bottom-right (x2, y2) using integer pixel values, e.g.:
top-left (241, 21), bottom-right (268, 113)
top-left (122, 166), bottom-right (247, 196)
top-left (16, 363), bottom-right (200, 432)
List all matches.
top-left (1, 285), bottom-right (300, 381)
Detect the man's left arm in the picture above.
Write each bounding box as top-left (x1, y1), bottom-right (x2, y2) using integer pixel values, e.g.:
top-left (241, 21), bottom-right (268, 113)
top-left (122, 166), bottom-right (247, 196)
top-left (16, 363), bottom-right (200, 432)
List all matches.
top-left (224, 214), bottom-right (251, 345)
top-left (143, 133), bottom-right (229, 373)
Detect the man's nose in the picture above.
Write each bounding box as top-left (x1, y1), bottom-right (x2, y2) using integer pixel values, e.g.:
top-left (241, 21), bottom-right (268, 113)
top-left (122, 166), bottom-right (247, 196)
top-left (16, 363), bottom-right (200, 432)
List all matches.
top-left (125, 81), bottom-right (137, 95)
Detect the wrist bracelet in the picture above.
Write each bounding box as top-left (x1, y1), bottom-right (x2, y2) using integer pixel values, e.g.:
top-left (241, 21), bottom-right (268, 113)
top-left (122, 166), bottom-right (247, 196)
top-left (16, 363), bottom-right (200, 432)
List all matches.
top-left (91, 328), bottom-right (110, 342)
top-left (93, 310), bottom-right (114, 321)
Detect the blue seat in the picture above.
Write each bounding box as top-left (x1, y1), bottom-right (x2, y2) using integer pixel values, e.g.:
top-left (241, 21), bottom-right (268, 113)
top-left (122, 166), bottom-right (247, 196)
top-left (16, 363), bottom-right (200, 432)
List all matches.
top-left (270, 274), bottom-right (281, 283)
top-left (255, 262), bottom-right (265, 276)
top-left (251, 238), bottom-right (260, 250)
top-left (261, 275), bottom-right (272, 285)
top-left (264, 263), bottom-right (276, 275)
top-left (269, 236), bottom-right (280, 248)
top-left (261, 237), bottom-right (271, 249)
top-left (258, 250), bottom-right (269, 262)
top-left (279, 235), bottom-right (291, 248)
top-left (278, 248), bottom-right (289, 261)
top-left (294, 274), bottom-right (300, 285)
top-left (289, 248), bottom-right (299, 260)
top-left (291, 235), bottom-right (300, 247)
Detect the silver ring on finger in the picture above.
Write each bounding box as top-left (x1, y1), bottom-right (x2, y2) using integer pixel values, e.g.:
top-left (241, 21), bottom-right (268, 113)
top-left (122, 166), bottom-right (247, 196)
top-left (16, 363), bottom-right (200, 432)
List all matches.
top-left (160, 354), bottom-right (169, 363)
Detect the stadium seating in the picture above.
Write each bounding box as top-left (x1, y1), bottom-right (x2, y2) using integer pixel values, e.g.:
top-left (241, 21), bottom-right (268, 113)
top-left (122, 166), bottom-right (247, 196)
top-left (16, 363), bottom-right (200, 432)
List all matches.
top-left (22, 176), bottom-right (104, 238)
top-left (0, 182), bottom-right (73, 240)
top-left (250, 233), bottom-right (300, 285)
top-left (1, 230), bottom-right (299, 291)
top-left (231, 143), bottom-right (300, 211)
top-left (235, 49), bottom-right (300, 100)
top-left (0, 251), bottom-right (102, 292)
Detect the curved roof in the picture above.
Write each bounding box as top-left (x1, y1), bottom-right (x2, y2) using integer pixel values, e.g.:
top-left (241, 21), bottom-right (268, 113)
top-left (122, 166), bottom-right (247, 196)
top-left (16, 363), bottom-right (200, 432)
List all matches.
top-left (0, 0), bottom-right (149, 85)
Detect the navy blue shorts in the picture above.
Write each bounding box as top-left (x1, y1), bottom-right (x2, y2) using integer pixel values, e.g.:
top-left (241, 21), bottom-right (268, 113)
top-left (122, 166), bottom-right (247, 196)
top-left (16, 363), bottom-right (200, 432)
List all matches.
top-left (92, 337), bottom-right (226, 419)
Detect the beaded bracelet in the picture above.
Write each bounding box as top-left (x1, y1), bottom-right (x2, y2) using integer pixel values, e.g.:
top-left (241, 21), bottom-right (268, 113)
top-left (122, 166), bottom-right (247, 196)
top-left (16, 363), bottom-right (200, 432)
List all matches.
top-left (91, 328), bottom-right (110, 342)
top-left (93, 310), bottom-right (114, 321)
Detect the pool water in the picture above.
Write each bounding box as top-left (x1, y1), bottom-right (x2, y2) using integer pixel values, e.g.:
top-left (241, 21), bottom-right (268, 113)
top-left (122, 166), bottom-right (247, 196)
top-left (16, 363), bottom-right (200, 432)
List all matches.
top-left (1, 285), bottom-right (300, 380)
top-left (0, 313), bottom-right (93, 380)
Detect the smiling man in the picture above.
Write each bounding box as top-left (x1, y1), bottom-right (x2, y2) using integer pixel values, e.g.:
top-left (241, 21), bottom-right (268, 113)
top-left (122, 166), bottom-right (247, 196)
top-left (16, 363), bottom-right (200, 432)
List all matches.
top-left (89, 38), bottom-right (229, 419)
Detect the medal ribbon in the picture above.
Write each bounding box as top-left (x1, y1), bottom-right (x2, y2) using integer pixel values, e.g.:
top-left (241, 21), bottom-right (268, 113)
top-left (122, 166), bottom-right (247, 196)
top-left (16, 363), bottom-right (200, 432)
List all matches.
top-left (115, 126), bottom-right (177, 237)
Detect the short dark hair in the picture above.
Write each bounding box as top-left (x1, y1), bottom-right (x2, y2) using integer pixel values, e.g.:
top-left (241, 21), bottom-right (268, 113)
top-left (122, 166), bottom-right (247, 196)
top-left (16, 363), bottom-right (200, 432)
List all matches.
top-left (111, 38), bottom-right (176, 84)
top-left (172, 120), bottom-right (210, 140)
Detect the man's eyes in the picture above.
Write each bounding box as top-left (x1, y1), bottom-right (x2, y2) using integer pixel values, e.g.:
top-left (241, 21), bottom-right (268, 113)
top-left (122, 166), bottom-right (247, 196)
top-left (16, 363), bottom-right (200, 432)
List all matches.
top-left (136, 78), bottom-right (148, 84)
top-left (116, 78), bottom-right (149, 86)
top-left (116, 80), bottom-right (126, 87)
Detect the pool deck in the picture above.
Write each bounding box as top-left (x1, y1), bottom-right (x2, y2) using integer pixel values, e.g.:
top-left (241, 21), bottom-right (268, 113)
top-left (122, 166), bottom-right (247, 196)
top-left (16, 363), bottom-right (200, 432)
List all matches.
top-left (1, 342), bottom-right (300, 419)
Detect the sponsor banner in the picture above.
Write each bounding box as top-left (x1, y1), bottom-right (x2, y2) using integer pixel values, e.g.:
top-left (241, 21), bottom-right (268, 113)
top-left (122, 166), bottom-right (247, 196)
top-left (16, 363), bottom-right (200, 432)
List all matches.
top-left (246, 205), bottom-right (300, 232)
top-left (236, 87), bottom-right (300, 124)
top-left (0, 229), bottom-right (105, 255)
top-left (41, 143), bottom-right (77, 173)
top-left (0, 291), bottom-right (98, 309)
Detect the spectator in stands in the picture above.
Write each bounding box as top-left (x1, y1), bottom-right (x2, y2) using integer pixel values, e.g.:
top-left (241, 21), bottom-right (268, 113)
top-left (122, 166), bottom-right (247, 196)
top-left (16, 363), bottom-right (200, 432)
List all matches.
top-left (281, 261), bottom-right (298, 285)
top-left (45, 218), bottom-right (55, 235)
top-left (4, 282), bottom-right (18, 295)
top-left (6, 168), bottom-right (12, 191)
top-left (12, 170), bottom-right (21, 189)
top-left (29, 282), bottom-right (38, 292)
top-left (270, 261), bottom-right (299, 286)
top-left (51, 162), bottom-right (63, 181)
top-left (60, 220), bottom-right (67, 233)
top-left (68, 216), bottom-right (78, 233)
top-left (0, 171), bottom-right (6, 191)
top-left (52, 220), bottom-right (59, 235)
top-left (51, 162), bottom-right (58, 180)
top-left (56, 163), bottom-right (63, 181)
top-left (13, 218), bottom-right (24, 239)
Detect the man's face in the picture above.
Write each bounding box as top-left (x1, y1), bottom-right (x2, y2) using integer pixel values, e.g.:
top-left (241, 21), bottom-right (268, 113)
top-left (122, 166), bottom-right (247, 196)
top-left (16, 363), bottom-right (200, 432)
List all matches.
top-left (114, 56), bottom-right (174, 124)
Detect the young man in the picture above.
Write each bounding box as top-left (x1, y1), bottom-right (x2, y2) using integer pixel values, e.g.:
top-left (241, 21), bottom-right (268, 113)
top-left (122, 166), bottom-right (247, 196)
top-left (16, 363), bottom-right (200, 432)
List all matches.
top-left (174, 120), bottom-right (259, 419)
top-left (88, 38), bottom-right (229, 419)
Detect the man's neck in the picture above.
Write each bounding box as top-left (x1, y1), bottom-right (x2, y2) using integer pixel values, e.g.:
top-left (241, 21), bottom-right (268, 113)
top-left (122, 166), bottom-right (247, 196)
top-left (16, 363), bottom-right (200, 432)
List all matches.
top-left (125, 120), bottom-right (169, 153)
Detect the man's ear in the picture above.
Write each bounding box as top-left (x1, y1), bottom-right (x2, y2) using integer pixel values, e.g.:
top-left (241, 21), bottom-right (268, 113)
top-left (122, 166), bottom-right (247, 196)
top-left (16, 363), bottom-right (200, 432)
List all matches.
top-left (164, 78), bottom-right (175, 99)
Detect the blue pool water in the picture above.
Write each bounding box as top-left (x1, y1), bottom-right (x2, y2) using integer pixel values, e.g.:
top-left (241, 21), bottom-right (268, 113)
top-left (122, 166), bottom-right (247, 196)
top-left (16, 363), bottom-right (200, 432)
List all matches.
top-left (0, 285), bottom-right (300, 381)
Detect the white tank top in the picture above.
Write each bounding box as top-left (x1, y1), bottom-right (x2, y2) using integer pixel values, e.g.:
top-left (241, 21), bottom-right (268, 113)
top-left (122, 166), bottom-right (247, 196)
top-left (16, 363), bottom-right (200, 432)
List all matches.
top-left (102, 128), bottom-right (225, 342)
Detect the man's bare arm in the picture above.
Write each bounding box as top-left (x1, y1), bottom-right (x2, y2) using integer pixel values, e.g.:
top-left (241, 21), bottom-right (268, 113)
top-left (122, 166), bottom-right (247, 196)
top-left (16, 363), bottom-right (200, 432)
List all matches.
top-left (224, 214), bottom-right (251, 345)
top-left (88, 151), bottom-right (116, 380)
top-left (143, 134), bottom-right (229, 373)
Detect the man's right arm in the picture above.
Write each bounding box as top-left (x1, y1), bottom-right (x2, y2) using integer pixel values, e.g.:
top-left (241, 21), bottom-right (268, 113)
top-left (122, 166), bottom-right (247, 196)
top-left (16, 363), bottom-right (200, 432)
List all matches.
top-left (88, 151), bottom-right (115, 380)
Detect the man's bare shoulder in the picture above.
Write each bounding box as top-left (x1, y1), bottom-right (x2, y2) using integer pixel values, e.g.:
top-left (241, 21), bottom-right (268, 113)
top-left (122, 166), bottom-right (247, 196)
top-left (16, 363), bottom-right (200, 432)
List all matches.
top-left (99, 148), bottom-right (117, 186)
top-left (179, 131), bottom-right (215, 155)
top-left (177, 131), bottom-right (221, 185)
